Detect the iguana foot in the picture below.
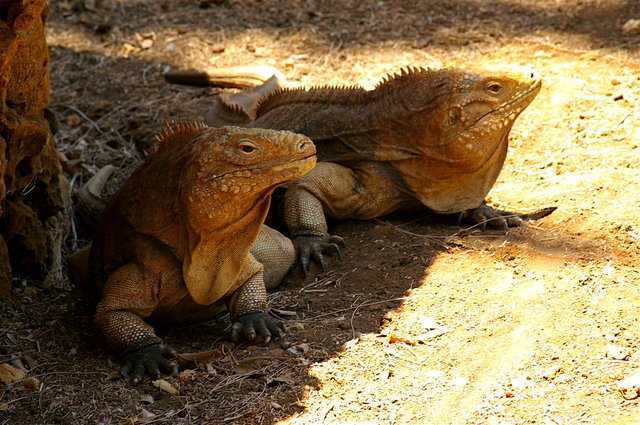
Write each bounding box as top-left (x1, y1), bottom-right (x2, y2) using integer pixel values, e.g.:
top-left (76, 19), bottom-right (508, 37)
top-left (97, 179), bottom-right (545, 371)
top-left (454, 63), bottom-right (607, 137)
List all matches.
top-left (293, 235), bottom-right (346, 275)
top-left (230, 312), bottom-right (285, 344)
top-left (120, 344), bottom-right (178, 384)
top-left (458, 204), bottom-right (523, 230)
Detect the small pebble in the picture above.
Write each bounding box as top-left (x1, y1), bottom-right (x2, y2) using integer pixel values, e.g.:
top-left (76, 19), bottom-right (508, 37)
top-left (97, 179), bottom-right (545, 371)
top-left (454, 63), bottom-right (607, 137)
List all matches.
top-left (617, 373), bottom-right (640, 399)
top-left (606, 344), bottom-right (630, 361)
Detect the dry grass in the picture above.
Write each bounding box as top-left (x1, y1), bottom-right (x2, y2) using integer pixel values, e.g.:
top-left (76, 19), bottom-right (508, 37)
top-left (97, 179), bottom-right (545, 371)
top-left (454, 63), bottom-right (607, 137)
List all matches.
top-left (2, 0), bottom-right (640, 424)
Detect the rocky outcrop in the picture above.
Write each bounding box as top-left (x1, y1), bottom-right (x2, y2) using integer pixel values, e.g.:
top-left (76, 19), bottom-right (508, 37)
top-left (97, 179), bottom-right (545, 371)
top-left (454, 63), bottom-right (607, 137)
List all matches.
top-left (0, 0), bottom-right (69, 295)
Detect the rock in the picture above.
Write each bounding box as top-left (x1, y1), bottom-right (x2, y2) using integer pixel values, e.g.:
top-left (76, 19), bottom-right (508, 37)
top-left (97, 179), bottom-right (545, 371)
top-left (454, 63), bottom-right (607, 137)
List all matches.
top-left (606, 344), bottom-right (631, 360)
top-left (0, 0), bottom-right (70, 295)
top-left (541, 366), bottom-right (561, 380)
top-left (617, 373), bottom-right (640, 399)
top-left (621, 19), bottom-right (640, 36)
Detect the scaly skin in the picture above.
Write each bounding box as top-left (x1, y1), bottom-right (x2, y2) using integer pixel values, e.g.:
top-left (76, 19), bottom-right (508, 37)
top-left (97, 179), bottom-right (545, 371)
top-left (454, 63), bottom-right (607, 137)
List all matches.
top-left (204, 66), bottom-right (541, 272)
top-left (88, 122), bottom-right (316, 382)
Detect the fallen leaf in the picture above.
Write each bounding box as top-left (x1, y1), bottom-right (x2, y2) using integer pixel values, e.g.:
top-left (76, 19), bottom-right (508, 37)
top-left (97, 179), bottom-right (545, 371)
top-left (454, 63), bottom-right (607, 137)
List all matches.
top-left (178, 369), bottom-right (196, 383)
top-left (0, 364), bottom-right (26, 385)
top-left (140, 39), bottom-right (154, 49)
top-left (416, 328), bottom-right (450, 341)
top-left (286, 346), bottom-right (301, 356)
top-left (621, 19), bottom-right (640, 36)
top-left (152, 379), bottom-right (178, 395)
top-left (287, 322), bottom-right (304, 332)
top-left (233, 363), bottom-right (259, 375)
top-left (177, 348), bottom-right (224, 368)
top-left (295, 343), bottom-right (310, 354)
top-left (388, 333), bottom-right (417, 345)
top-left (140, 394), bottom-right (154, 405)
top-left (270, 308), bottom-right (298, 317)
top-left (266, 375), bottom-right (295, 386)
top-left (106, 370), bottom-right (121, 381)
top-left (419, 316), bottom-right (441, 330)
top-left (22, 377), bottom-right (40, 391)
top-left (141, 407), bottom-right (156, 418)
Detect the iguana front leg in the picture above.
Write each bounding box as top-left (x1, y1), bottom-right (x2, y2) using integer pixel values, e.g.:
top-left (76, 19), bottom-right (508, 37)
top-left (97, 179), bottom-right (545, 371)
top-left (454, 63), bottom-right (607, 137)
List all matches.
top-left (227, 268), bottom-right (284, 343)
top-left (458, 202), bottom-right (524, 230)
top-left (94, 263), bottom-right (178, 383)
top-left (250, 225), bottom-right (296, 289)
top-left (284, 161), bottom-right (415, 273)
top-left (282, 185), bottom-right (345, 273)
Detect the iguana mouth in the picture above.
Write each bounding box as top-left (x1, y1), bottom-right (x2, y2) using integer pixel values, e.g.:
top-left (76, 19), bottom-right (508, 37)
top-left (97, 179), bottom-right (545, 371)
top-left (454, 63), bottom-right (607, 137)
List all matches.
top-left (262, 154), bottom-right (318, 186)
top-left (270, 155), bottom-right (316, 174)
top-left (215, 154), bottom-right (317, 194)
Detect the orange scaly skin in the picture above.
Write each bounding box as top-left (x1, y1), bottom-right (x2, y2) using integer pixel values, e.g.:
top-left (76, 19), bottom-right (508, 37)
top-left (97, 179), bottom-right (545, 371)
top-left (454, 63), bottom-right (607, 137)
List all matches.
top-left (207, 66), bottom-right (542, 272)
top-left (88, 122), bottom-right (316, 382)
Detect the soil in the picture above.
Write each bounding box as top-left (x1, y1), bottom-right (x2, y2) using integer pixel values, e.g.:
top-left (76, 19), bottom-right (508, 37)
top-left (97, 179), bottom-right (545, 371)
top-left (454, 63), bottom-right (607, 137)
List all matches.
top-left (2, 0), bottom-right (640, 424)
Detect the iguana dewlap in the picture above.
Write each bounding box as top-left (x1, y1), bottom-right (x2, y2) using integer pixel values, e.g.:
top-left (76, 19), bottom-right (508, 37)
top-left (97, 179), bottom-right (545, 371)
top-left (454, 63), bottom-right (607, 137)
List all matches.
top-left (205, 66), bottom-right (542, 271)
top-left (88, 122), bottom-right (316, 382)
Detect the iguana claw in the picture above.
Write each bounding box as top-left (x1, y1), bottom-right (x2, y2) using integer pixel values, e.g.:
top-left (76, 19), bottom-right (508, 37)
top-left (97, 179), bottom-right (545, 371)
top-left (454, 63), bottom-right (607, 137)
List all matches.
top-left (458, 204), bottom-right (523, 230)
top-left (231, 312), bottom-right (285, 344)
top-left (293, 235), bottom-right (346, 275)
top-left (120, 344), bottom-right (178, 384)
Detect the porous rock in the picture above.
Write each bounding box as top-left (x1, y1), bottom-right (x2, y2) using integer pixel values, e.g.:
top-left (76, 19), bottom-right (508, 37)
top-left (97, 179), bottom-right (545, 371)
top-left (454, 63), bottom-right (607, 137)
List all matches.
top-left (0, 0), bottom-right (70, 294)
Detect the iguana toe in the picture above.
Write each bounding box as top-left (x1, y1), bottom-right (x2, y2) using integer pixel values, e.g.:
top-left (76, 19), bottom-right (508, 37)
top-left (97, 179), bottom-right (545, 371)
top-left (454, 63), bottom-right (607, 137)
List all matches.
top-left (294, 235), bottom-right (346, 275)
top-left (459, 204), bottom-right (523, 230)
top-left (120, 344), bottom-right (178, 384)
top-left (231, 312), bottom-right (285, 344)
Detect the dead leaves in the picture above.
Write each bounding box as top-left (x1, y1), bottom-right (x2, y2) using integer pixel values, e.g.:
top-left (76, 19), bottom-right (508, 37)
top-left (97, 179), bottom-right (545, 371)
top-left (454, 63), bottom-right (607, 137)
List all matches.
top-left (176, 346), bottom-right (227, 369)
top-left (384, 316), bottom-right (450, 346)
top-left (0, 363), bottom-right (25, 385)
top-left (151, 379), bottom-right (179, 394)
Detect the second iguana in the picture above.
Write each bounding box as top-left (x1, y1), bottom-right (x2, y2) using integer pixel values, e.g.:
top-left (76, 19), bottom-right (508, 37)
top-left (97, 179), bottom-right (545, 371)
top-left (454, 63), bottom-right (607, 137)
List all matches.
top-left (204, 66), bottom-right (542, 271)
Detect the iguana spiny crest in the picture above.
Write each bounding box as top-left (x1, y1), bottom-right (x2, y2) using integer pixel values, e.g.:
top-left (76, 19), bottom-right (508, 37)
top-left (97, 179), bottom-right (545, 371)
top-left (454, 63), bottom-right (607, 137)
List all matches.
top-left (245, 65), bottom-right (541, 213)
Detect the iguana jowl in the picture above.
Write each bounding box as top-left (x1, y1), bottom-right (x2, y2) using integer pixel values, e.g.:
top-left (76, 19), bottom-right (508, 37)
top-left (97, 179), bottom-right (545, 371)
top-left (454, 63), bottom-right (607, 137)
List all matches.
top-left (88, 122), bottom-right (316, 382)
top-left (206, 66), bottom-right (542, 271)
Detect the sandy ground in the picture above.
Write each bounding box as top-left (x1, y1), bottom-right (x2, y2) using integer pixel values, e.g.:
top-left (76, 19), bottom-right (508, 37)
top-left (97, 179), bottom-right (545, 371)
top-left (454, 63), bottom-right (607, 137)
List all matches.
top-left (2, 0), bottom-right (640, 424)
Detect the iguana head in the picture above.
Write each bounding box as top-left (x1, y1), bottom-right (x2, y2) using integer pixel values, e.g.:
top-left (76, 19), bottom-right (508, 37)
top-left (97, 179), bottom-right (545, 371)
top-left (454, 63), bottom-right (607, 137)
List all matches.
top-left (177, 125), bottom-right (316, 228)
top-left (171, 124), bottom-right (315, 304)
top-left (393, 66), bottom-right (541, 213)
top-left (426, 66), bottom-right (541, 167)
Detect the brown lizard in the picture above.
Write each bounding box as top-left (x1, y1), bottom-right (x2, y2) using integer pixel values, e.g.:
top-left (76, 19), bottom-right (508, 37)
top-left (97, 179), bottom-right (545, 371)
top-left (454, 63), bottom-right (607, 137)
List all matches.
top-left (87, 121), bottom-right (316, 382)
top-left (203, 66), bottom-right (542, 272)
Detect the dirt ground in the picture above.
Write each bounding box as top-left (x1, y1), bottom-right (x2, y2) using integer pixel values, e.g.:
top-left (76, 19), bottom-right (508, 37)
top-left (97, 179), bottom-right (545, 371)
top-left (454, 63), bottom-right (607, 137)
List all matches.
top-left (2, 0), bottom-right (640, 424)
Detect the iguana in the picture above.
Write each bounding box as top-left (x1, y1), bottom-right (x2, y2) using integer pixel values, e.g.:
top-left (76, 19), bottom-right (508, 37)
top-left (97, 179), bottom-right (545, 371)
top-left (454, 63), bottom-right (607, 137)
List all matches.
top-left (87, 121), bottom-right (316, 382)
top-left (203, 66), bottom-right (542, 272)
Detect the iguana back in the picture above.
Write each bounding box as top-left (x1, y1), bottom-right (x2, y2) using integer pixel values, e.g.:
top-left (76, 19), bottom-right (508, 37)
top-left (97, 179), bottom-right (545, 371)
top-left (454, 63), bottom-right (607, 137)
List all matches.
top-left (244, 66), bottom-right (541, 213)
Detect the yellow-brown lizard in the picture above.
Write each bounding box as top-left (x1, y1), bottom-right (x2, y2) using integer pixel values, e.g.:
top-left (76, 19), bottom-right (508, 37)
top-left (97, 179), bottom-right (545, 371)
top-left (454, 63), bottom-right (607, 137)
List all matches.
top-left (204, 66), bottom-right (542, 272)
top-left (88, 121), bottom-right (316, 382)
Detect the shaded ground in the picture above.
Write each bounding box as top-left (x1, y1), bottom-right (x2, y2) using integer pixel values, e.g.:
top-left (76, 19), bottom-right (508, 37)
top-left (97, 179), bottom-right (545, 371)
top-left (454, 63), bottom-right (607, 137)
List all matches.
top-left (2, 0), bottom-right (640, 424)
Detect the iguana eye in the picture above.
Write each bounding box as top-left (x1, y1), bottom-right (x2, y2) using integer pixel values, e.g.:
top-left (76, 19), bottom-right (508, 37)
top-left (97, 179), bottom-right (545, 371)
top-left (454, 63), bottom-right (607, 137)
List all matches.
top-left (237, 140), bottom-right (258, 155)
top-left (486, 82), bottom-right (503, 94)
